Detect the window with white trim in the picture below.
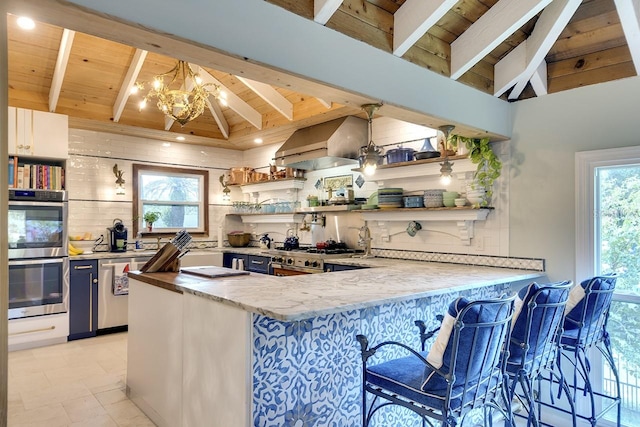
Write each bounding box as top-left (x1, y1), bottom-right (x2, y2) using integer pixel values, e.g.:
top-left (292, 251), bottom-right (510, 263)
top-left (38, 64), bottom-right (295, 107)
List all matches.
top-left (133, 164), bottom-right (209, 236)
top-left (576, 146), bottom-right (640, 426)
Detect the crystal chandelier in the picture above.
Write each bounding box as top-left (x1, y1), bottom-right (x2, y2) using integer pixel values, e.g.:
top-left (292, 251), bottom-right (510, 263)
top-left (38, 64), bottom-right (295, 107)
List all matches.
top-left (135, 60), bottom-right (224, 126)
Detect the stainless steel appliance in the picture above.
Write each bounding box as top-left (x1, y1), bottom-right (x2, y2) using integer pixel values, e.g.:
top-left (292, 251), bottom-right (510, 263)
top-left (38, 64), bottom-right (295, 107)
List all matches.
top-left (8, 257), bottom-right (69, 319)
top-left (269, 247), bottom-right (360, 275)
top-left (8, 189), bottom-right (69, 319)
top-left (98, 256), bottom-right (150, 330)
top-left (274, 116), bottom-right (367, 170)
top-left (8, 189), bottom-right (68, 259)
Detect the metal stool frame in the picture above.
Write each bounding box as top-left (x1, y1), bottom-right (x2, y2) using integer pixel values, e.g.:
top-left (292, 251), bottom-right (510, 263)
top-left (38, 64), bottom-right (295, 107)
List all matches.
top-left (506, 281), bottom-right (575, 427)
top-left (537, 274), bottom-right (620, 427)
top-left (357, 297), bottom-right (515, 427)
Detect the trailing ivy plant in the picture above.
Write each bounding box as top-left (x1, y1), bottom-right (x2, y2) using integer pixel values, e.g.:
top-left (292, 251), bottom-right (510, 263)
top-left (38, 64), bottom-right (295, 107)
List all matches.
top-left (449, 135), bottom-right (502, 206)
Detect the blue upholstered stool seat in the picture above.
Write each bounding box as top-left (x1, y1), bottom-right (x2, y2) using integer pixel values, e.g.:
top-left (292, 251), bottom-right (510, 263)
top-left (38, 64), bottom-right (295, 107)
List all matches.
top-left (366, 352), bottom-right (501, 412)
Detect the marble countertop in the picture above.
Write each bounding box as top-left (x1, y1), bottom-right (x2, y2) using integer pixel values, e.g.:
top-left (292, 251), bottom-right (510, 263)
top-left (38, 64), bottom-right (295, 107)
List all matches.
top-left (129, 257), bottom-right (544, 321)
top-left (69, 246), bottom-right (266, 260)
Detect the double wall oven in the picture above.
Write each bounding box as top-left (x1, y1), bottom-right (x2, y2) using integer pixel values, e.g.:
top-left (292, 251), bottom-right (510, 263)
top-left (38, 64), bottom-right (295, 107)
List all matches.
top-left (8, 189), bottom-right (69, 319)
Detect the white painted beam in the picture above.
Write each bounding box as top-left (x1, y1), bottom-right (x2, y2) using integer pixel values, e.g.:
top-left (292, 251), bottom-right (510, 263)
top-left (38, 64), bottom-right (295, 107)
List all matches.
top-left (48, 29), bottom-right (75, 112)
top-left (614, 0), bottom-right (640, 74)
top-left (314, 0), bottom-right (342, 25)
top-left (236, 76), bottom-right (293, 120)
top-left (499, 0), bottom-right (581, 99)
top-left (451, 0), bottom-right (553, 80)
top-left (113, 48), bottom-right (147, 122)
top-left (206, 97), bottom-right (230, 139)
top-left (393, 0), bottom-right (457, 57)
top-left (316, 98), bottom-right (332, 109)
top-left (193, 64), bottom-right (262, 130)
top-left (529, 60), bottom-right (548, 96)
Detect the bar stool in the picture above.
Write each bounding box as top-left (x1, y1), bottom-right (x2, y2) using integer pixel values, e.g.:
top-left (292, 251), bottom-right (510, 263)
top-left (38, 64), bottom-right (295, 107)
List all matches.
top-left (356, 295), bottom-right (515, 427)
top-left (556, 274), bottom-right (620, 427)
top-left (505, 280), bottom-right (575, 427)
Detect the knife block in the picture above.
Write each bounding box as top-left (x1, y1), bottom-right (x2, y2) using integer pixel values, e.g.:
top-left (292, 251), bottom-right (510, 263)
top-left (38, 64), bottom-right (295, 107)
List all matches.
top-left (140, 242), bottom-right (182, 273)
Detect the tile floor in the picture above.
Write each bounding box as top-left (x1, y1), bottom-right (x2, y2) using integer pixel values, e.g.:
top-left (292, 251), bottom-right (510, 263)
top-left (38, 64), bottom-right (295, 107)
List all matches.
top-left (8, 332), bottom-right (155, 426)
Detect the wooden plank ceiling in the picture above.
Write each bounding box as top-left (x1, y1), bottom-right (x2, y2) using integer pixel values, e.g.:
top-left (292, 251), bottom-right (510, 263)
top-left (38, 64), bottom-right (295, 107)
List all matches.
top-left (6, 0), bottom-right (640, 150)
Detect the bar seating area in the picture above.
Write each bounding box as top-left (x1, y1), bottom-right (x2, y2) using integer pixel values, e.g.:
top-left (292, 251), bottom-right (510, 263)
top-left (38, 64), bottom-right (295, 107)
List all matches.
top-left (356, 275), bottom-right (622, 427)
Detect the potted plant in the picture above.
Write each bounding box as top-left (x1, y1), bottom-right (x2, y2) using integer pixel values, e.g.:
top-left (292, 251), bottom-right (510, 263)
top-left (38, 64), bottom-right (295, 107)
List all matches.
top-left (143, 211), bottom-right (161, 232)
top-left (450, 135), bottom-right (502, 206)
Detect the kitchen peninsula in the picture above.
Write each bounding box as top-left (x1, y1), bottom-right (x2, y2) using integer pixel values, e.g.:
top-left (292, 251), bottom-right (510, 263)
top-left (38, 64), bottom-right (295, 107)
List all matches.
top-left (126, 258), bottom-right (542, 426)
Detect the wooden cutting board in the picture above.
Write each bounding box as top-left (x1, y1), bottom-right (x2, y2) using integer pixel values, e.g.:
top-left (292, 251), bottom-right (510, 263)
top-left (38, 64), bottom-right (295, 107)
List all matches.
top-left (180, 266), bottom-right (250, 278)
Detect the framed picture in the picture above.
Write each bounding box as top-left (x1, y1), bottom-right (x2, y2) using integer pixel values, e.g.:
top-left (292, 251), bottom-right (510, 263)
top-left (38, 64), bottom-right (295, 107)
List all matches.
top-left (323, 174), bottom-right (353, 190)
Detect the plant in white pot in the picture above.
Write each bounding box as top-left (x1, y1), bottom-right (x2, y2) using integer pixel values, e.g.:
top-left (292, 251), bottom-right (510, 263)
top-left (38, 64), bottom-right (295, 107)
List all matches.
top-left (143, 211), bottom-right (161, 232)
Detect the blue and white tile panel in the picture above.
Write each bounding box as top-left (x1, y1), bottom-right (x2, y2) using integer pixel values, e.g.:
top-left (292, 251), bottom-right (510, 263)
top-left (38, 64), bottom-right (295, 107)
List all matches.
top-left (252, 282), bottom-right (510, 426)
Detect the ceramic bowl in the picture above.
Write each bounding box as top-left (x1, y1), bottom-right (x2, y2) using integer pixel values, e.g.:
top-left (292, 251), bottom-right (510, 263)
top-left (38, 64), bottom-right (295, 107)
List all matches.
top-left (442, 191), bottom-right (460, 199)
top-left (403, 196), bottom-right (424, 208)
top-left (423, 189), bottom-right (445, 197)
top-left (467, 196), bottom-right (485, 205)
top-left (454, 198), bottom-right (467, 207)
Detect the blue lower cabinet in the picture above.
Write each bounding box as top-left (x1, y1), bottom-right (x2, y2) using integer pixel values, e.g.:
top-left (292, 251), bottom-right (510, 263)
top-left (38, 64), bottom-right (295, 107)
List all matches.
top-left (223, 253), bottom-right (248, 270)
top-left (68, 260), bottom-right (98, 341)
top-left (324, 263), bottom-right (367, 272)
top-left (223, 253), bottom-right (271, 274)
top-left (247, 255), bottom-right (270, 274)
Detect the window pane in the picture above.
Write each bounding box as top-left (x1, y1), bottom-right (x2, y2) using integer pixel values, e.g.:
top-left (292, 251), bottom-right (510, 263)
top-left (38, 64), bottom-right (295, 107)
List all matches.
top-left (141, 174), bottom-right (200, 202)
top-left (143, 204), bottom-right (200, 229)
top-left (133, 164), bottom-right (208, 236)
top-left (596, 163), bottom-right (640, 426)
top-left (596, 165), bottom-right (640, 295)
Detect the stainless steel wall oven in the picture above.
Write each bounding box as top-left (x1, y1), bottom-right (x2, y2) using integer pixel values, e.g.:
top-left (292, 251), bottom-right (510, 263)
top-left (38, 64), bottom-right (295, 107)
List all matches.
top-left (8, 189), bottom-right (69, 319)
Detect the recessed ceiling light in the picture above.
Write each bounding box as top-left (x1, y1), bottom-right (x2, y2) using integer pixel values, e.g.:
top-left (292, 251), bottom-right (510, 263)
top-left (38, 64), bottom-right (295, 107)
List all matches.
top-left (175, 136), bottom-right (185, 141)
top-left (17, 17), bottom-right (35, 30)
top-left (162, 142), bottom-right (171, 147)
top-left (254, 138), bottom-right (263, 144)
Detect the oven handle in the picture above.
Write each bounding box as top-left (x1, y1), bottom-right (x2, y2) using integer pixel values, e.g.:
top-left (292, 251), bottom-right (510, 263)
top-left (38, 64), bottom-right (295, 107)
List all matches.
top-left (9, 258), bottom-right (65, 266)
top-left (8, 200), bottom-right (66, 207)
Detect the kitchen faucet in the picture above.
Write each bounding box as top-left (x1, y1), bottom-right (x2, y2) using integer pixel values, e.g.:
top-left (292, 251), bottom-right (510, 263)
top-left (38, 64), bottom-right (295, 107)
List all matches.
top-left (358, 221), bottom-right (373, 258)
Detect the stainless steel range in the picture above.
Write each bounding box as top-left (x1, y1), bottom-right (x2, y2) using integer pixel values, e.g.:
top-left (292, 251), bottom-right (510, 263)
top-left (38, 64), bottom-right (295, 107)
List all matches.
top-left (269, 247), bottom-right (360, 275)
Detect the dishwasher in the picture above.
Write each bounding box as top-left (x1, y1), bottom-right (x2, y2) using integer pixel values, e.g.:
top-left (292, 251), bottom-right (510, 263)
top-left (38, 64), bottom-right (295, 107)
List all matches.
top-left (98, 256), bottom-right (150, 331)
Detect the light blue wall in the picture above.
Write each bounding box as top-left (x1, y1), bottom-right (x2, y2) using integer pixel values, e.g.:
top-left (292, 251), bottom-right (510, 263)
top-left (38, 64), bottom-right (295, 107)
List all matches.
top-left (510, 76), bottom-right (640, 282)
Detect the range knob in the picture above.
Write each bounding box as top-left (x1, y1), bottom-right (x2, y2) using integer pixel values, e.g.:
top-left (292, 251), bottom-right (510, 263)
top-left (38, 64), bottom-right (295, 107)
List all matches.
top-left (311, 261), bottom-right (319, 268)
top-left (287, 258), bottom-right (293, 265)
top-left (304, 260), bottom-right (311, 266)
top-left (271, 256), bottom-right (277, 262)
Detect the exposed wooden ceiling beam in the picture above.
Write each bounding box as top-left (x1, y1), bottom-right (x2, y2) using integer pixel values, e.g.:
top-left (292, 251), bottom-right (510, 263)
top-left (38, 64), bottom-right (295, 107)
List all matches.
top-left (236, 76), bottom-right (293, 121)
top-left (113, 48), bottom-right (147, 122)
top-left (393, 0), bottom-right (457, 57)
top-left (494, 0), bottom-right (581, 98)
top-left (314, 0), bottom-right (343, 25)
top-left (614, 0), bottom-right (640, 74)
top-left (451, 0), bottom-right (553, 80)
top-left (193, 64), bottom-right (263, 130)
top-left (48, 29), bottom-right (75, 112)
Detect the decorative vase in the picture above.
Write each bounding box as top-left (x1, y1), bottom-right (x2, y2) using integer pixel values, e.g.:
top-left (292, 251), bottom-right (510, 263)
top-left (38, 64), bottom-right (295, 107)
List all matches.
top-left (146, 222), bottom-right (153, 232)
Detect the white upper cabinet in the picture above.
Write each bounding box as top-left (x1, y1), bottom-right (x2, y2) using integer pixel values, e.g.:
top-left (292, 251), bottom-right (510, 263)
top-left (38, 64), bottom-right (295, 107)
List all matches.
top-left (8, 107), bottom-right (69, 159)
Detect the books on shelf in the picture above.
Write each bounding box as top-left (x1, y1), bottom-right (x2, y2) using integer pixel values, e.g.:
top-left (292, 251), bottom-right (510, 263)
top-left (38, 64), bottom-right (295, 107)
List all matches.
top-left (7, 156), bottom-right (64, 190)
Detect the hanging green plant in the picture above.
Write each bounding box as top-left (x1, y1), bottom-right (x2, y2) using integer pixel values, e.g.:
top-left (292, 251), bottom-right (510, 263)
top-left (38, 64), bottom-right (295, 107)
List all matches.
top-left (449, 135), bottom-right (502, 206)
